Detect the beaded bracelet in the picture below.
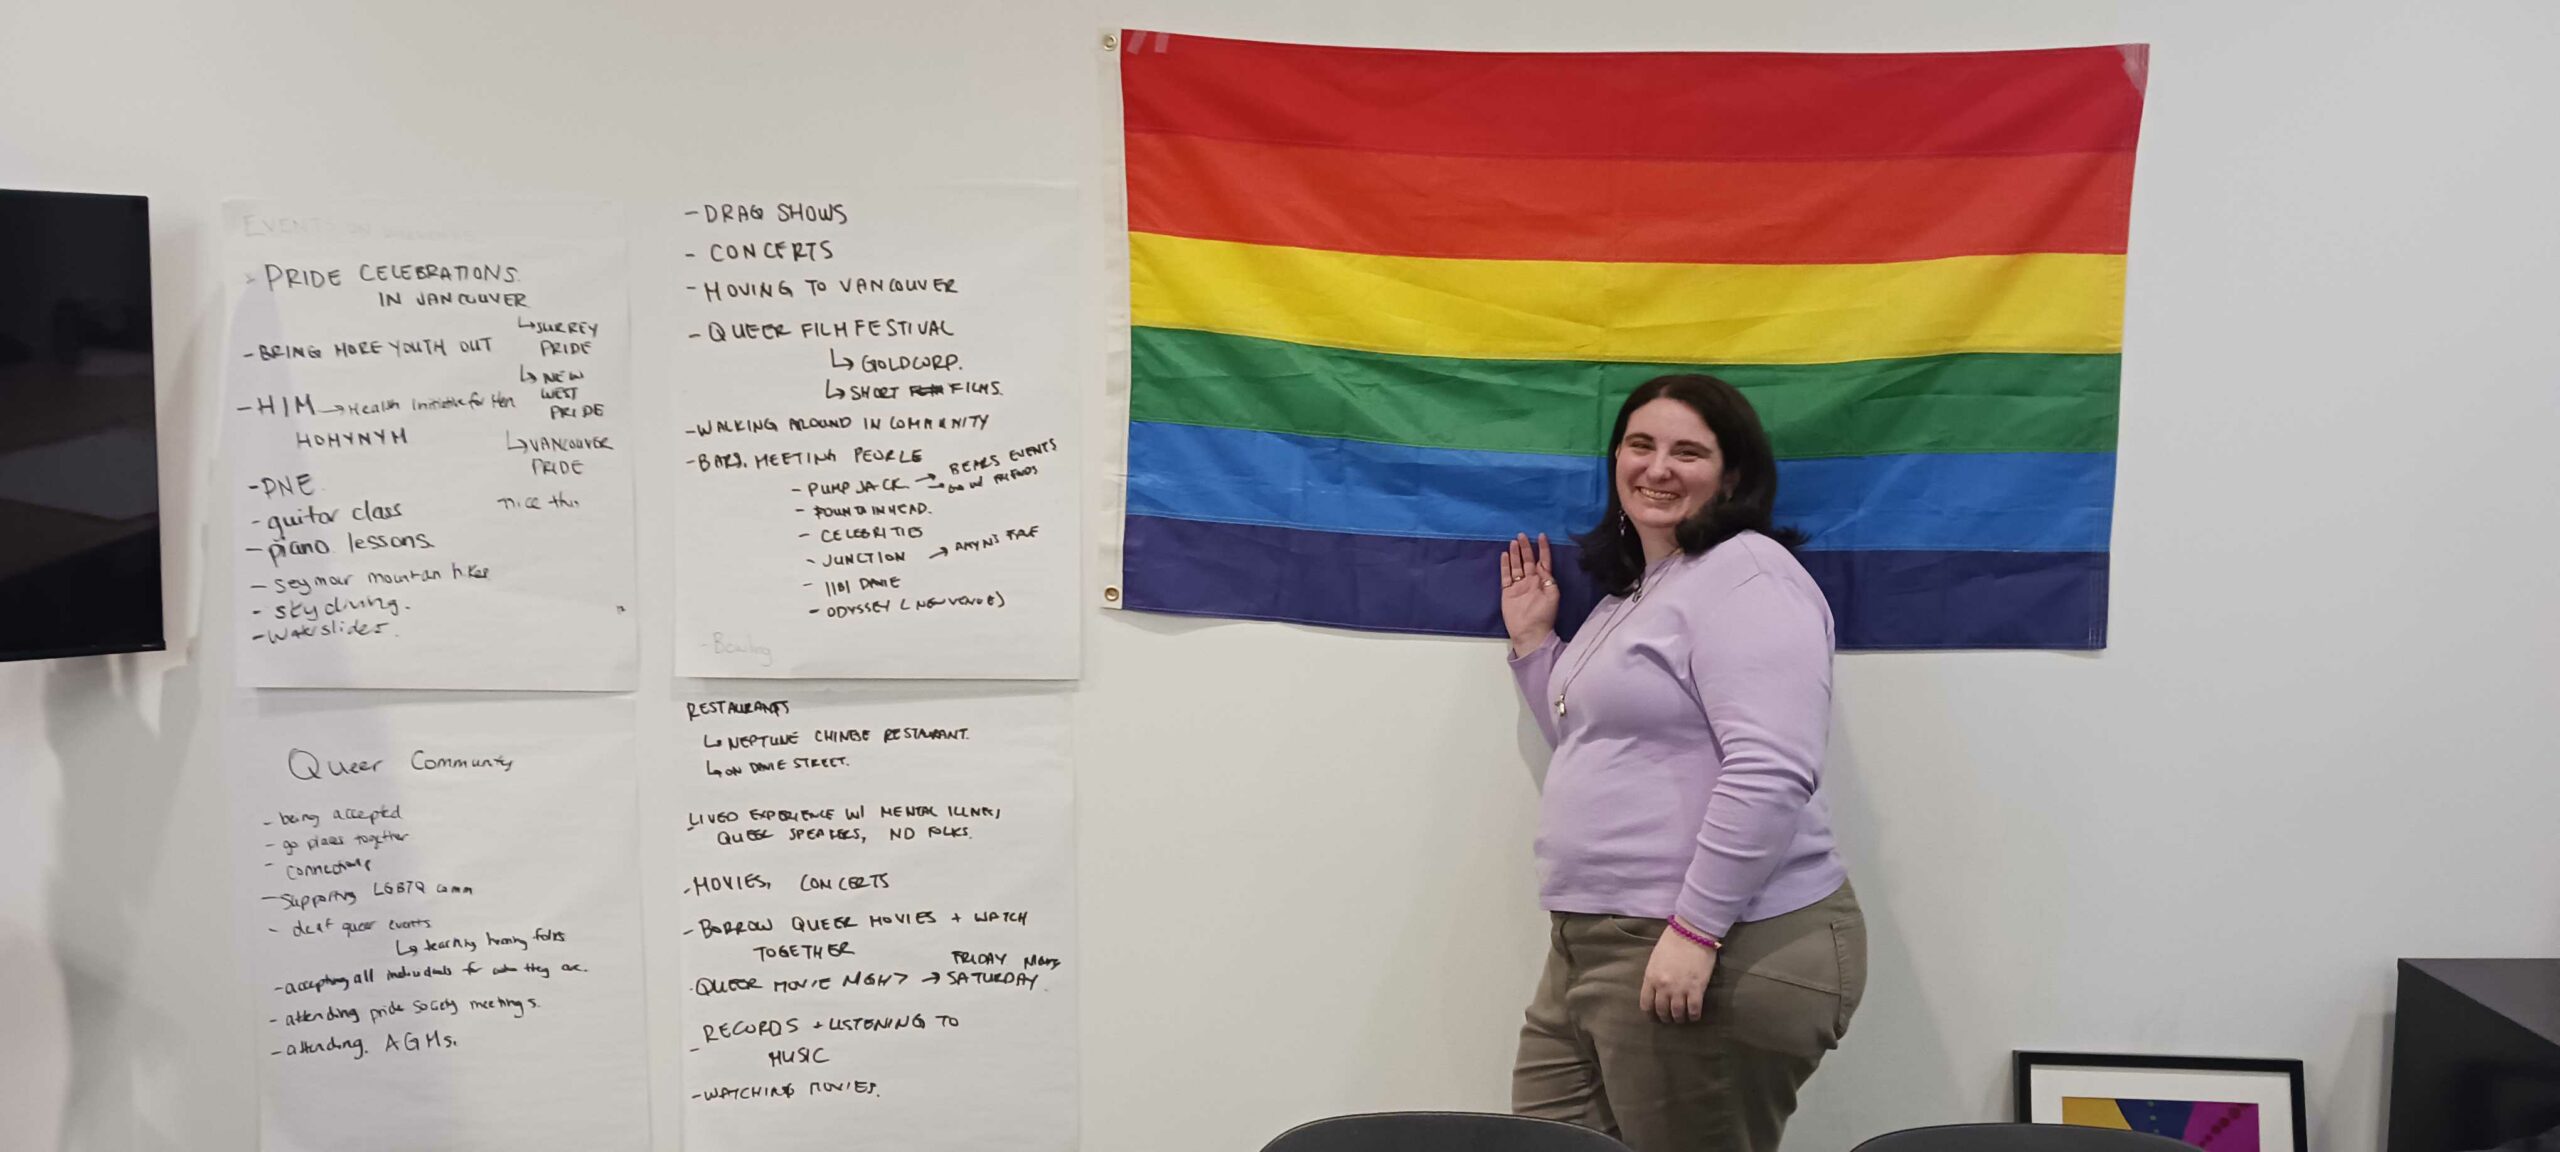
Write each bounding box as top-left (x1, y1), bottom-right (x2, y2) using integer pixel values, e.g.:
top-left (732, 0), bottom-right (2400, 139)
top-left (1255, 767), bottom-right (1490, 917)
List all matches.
top-left (1666, 916), bottom-right (1722, 951)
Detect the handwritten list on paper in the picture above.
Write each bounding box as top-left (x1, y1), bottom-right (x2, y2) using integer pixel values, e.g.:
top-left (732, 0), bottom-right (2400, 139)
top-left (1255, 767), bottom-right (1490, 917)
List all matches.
top-left (662, 187), bottom-right (1080, 679)
top-left (228, 699), bottom-right (649, 1152)
top-left (675, 692), bottom-right (1075, 1152)
top-left (223, 201), bottom-right (637, 689)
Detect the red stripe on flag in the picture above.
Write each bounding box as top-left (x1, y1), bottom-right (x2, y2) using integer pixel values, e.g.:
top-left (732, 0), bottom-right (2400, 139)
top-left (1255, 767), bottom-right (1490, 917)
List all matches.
top-left (1122, 32), bottom-right (2146, 161)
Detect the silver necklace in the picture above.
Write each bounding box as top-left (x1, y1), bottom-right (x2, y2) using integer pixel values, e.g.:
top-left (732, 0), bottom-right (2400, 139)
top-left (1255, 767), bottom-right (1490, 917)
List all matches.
top-left (1551, 564), bottom-right (1668, 720)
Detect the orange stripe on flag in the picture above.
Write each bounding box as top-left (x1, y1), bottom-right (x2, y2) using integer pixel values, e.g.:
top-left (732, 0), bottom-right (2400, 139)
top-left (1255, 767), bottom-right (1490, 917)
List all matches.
top-left (1127, 131), bottom-right (2134, 264)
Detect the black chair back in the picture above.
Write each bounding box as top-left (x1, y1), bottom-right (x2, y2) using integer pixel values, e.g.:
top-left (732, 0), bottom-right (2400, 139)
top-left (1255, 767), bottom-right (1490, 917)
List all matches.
top-left (1853, 1123), bottom-right (2208, 1152)
top-left (1261, 1111), bottom-right (1632, 1152)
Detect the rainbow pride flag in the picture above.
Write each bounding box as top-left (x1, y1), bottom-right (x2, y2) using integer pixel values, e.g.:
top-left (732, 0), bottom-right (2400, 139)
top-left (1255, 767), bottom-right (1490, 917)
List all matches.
top-left (1115, 32), bottom-right (2145, 649)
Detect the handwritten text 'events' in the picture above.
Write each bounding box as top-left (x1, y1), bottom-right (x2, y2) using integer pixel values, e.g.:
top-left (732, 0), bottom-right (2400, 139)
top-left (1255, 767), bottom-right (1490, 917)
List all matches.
top-left (225, 201), bottom-right (638, 689)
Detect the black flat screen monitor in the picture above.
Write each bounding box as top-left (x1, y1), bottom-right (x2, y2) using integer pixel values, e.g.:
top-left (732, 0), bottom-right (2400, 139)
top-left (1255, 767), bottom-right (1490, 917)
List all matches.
top-left (0, 189), bottom-right (163, 662)
top-left (2392, 960), bottom-right (2560, 1152)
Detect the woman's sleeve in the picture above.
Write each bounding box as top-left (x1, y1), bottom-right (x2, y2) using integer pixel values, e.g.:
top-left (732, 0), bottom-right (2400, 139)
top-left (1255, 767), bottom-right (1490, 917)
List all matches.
top-left (1673, 573), bottom-right (1833, 938)
top-left (1508, 634), bottom-right (1563, 748)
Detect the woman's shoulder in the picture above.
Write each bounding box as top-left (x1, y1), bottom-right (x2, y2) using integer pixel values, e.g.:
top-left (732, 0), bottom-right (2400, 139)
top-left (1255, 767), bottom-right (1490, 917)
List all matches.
top-left (1687, 530), bottom-right (1805, 587)
top-left (1674, 532), bottom-right (1831, 624)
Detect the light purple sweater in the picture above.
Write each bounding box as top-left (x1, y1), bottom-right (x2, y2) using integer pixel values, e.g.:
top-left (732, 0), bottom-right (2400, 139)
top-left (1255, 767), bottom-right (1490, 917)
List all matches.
top-left (1508, 531), bottom-right (1847, 937)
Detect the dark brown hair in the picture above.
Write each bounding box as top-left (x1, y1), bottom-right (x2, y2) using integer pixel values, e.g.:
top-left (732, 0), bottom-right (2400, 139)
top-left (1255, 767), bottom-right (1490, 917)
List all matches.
top-left (1576, 373), bottom-right (1800, 597)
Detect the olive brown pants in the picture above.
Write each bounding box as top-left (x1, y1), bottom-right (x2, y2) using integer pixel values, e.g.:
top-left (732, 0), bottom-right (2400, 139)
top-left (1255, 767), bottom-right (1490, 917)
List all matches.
top-left (1512, 882), bottom-right (1866, 1152)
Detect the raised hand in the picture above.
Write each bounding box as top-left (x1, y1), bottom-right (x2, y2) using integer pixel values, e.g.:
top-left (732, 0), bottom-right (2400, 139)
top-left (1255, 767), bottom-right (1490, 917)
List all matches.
top-left (1497, 533), bottom-right (1560, 657)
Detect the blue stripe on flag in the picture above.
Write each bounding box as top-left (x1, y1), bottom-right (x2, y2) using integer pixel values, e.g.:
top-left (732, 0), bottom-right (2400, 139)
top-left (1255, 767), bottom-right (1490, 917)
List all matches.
top-left (1126, 421), bottom-right (2114, 553)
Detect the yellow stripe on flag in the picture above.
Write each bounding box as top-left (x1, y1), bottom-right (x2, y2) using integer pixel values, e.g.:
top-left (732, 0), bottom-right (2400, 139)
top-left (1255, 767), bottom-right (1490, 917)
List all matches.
top-left (1130, 232), bottom-right (2125, 366)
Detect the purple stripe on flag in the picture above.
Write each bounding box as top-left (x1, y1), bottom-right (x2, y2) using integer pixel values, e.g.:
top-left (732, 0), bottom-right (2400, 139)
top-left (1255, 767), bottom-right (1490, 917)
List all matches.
top-left (1122, 515), bottom-right (2108, 649)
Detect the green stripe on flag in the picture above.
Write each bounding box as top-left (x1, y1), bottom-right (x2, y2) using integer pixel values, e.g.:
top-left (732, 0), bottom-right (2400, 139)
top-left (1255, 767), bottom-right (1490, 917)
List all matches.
top-left (1130, 326), bottom-right (2119, 460)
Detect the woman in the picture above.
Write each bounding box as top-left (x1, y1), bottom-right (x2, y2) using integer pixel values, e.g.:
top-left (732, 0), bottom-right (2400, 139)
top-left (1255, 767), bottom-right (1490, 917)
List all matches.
top-left (1499, 374), bottom-right (1865, 1152)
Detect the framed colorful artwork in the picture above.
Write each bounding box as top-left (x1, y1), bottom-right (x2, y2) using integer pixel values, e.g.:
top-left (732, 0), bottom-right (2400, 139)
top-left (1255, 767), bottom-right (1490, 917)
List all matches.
top-left (2015, 1051), bottom-right (2308, 1152)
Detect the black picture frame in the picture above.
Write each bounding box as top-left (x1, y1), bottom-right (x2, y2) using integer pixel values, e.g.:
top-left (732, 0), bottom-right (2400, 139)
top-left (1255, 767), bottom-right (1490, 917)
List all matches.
top-left (2013, 1050), bottom-right (2309, 1152)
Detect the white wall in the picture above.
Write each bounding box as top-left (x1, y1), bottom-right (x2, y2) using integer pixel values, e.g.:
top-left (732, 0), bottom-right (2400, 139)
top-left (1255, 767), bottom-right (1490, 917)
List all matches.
top-left (6, 2), bottom-right (2558, 1151)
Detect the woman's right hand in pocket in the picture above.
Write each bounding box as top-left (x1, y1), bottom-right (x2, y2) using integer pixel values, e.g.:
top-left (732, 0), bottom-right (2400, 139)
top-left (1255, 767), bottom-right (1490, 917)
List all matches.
top-left (1498, 533), bottom-right (1559, 657)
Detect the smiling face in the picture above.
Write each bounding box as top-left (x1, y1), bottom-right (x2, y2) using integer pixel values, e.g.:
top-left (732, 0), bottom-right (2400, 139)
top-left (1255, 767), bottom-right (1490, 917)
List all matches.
top-left (1614, 396), bottom-right (1728, 539)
